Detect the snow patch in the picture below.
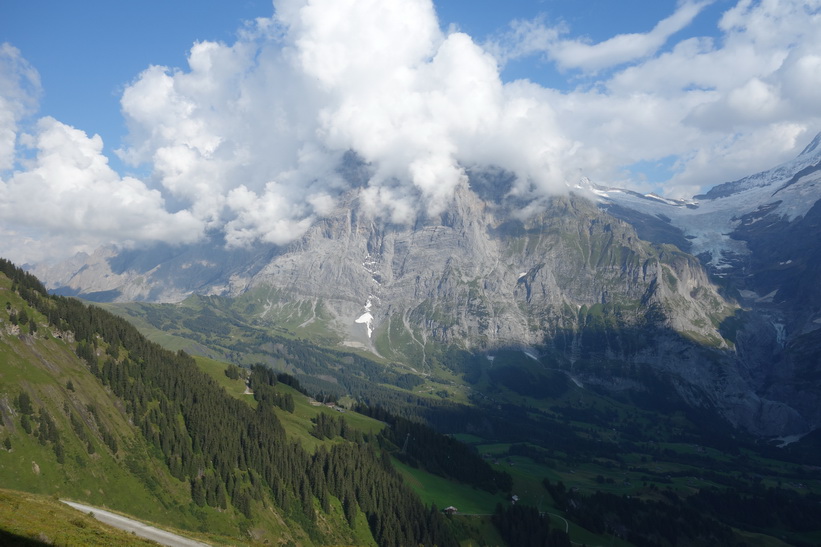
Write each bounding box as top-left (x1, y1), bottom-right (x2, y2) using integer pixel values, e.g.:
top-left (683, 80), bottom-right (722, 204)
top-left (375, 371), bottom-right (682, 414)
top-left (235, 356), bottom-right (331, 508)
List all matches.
top-left (568, 375), bottom-right (584, 388)
top-left (774, 433), bottom-right (806, 447)
top-left (362, 253), bottom-right (380, 283)
top-left (355, 297), bottom-right (376, 338)
top-left (180, 260), bottom-right (216, 270)
top-left (773, 322), bottom-right (787, 347)
top-left (354, 312), bottom-right (374, 337)
top-left (644, 193), bottom-right (678, 205)
top-left (260, 299), bottom-right (273, 319)
top-left (759, 290), bottom-right (778, 303)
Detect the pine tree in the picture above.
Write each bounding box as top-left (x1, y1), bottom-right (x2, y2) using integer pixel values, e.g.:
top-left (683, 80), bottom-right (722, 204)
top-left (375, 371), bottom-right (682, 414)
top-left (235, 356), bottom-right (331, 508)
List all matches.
top-left (191, 477), bottom-right (206, 507)
top-left (343, 489), bottom-right (357, 527)
top-left (16, 392), bottom-right (33, 415)
top-left (234, 488), bottom-right (252, 518)
top-left (54, 442), bottom-right (65, 464)
top-left (217, 483), bottom-right (228, 510)
top-left (20, 413), bottom-right (32, 434)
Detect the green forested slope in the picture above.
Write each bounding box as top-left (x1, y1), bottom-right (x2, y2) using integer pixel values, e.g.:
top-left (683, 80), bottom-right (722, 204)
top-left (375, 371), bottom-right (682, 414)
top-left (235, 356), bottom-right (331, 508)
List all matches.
top-left (0, 264), bottom-right (199, 528)
top-left (0, 259), bottom-right (457, 546)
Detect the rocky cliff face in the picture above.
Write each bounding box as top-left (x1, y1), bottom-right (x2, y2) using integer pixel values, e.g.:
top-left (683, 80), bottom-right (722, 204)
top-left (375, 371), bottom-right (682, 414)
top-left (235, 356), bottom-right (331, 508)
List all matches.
top-left (234, 187), bottom-right (814, 436)
top-left (590, 134), bottom-right (821, 437)
top-left (218, 186), bottom-right (734, 356)
top-left (31, 146), bottom-right (821, 437)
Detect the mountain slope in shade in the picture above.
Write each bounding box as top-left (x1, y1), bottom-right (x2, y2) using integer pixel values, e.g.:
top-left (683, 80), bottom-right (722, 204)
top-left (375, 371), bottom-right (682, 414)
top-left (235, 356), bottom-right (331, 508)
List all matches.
top-left (590, 132), bottom-right (821, 437)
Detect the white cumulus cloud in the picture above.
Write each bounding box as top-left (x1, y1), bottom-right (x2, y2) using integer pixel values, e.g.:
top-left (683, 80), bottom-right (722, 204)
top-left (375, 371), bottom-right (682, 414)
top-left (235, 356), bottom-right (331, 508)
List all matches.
top-left (490, 0), bottom-right (714, 72)
top-left (486, 0), bottom-right (821, 195)
top-left (0, 44), bottom-right (41, 171)
top-left (115, 0), bottom-right (584, 242)
top-left (1, 0), bottom-right (821, 264)
top-left (0, 117), bottom-right (202, 263)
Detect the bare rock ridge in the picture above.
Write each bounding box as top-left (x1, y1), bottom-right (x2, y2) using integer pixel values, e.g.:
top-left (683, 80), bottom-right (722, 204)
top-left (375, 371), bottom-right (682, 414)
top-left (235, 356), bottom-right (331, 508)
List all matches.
top-left (32, 137), bottom-right (821, 438)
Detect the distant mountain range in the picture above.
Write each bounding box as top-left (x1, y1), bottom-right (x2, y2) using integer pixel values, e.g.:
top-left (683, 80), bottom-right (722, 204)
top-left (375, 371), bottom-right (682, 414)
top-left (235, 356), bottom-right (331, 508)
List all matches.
top-left (32, 133), bottom-right (821, 438)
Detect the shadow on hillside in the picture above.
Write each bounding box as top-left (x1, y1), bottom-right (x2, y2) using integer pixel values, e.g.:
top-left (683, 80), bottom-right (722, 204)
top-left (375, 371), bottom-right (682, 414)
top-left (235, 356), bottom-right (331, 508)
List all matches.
top-left (0, 530), bottom-right (51, 546)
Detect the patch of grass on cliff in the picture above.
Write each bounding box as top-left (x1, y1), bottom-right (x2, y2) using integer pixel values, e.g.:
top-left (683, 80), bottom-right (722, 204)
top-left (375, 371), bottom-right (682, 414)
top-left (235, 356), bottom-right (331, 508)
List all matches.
top-left (193, 356), bottom-right (254, 403)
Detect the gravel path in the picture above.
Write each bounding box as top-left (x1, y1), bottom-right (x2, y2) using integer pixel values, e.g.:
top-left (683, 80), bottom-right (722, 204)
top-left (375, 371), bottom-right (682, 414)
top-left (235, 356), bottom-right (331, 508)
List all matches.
top-left (61, 500), bottom-right (210, 547)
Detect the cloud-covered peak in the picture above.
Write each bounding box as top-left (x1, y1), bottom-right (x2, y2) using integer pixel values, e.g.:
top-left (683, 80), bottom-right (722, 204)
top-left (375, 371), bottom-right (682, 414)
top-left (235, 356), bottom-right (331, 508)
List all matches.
top-left (114, 0), bottom-right (583, 244)
top-left (2, 0), bottom-right (821, 264)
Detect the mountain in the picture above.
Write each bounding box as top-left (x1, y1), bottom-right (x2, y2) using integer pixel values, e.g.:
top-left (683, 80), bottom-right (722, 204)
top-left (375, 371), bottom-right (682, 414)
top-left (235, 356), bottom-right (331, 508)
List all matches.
top-left (31, 136), bottom-right (821, 438)
top-left (590, 132), bottom-right (821, 439)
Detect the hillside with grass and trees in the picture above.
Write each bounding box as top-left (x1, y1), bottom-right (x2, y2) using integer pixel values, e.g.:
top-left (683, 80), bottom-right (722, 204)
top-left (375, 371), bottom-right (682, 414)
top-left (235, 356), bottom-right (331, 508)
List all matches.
top-left (0, 258), bottom-right (460, 546)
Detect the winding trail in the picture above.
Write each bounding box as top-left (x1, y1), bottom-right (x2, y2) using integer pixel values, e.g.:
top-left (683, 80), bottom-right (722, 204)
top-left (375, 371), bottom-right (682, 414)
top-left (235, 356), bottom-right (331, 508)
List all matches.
top-left (61, 500), bottom-right (210, 547)
top-left (546, 511), bottom-right (570, 533)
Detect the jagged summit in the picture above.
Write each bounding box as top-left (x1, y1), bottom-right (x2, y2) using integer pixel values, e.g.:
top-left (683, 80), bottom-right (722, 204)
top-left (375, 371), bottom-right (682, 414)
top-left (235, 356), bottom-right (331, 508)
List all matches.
top-left (696, 131), bottom-right (821, 201)
top-left (799, 130), bottom-right (821, 157)
top-left (590, 132), bottom-right (821, 271)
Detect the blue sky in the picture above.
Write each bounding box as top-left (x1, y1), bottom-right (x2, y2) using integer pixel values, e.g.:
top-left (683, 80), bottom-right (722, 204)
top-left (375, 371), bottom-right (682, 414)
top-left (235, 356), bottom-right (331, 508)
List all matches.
top-left (3, 1), bottom-right (274, 157)
top-left (1, 0), bottom-right (820, 264)
top-left (5, 0), bottom-right (727, 157)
